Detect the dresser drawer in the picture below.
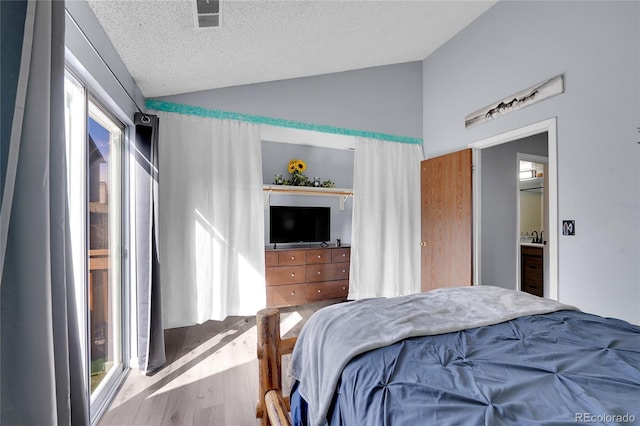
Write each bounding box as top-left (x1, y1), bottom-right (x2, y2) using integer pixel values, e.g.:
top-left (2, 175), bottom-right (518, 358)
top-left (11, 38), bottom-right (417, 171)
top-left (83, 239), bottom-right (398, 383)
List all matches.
top-left (521, 246), bottom-right (543, 257)
top-left (521, 247), bottom-right (543, 297)
top-left (523, 256), bottom-right (542, 269)
top-left (267, 284), bottom-right (307, 307)
top-left (306, 263), bottom-right (349, 282)
top-left (332, 248), bottom-right (351, 263)
top-left (265, 246), bottom-right (351, 308)
top-left (522, 280), bottom-right (543, 297)
top-left (306, 280), bottom-right (349, 302)
top-left (278, 250), bottom-right (307, 266)
top-left (522, 257), bottom-right (542, 280)
top-left (266, 266), bottom-right (306, 286)
top-left (306, 249), bottom-right (331, 264)
top-left (265, 251), bottom-right (279, 267)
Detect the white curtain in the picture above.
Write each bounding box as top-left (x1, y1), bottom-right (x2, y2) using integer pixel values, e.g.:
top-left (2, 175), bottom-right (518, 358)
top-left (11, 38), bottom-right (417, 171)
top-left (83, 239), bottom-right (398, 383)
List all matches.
top-left (349, 137), bottom-right (423, 299)
top-left (156, 111), bottom-right (266, 327)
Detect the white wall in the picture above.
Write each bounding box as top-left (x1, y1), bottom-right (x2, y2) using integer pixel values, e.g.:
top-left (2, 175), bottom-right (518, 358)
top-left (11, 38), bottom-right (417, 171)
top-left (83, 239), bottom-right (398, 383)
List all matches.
top-left (422, 1), bottom-right (640, 324)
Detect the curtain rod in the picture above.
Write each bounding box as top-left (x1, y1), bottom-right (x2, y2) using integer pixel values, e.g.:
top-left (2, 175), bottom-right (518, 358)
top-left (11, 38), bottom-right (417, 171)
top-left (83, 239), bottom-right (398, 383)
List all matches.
top-left (65, 8), bottom-right (144, 114)
top-left (146, 99), bottom-right (423, 145)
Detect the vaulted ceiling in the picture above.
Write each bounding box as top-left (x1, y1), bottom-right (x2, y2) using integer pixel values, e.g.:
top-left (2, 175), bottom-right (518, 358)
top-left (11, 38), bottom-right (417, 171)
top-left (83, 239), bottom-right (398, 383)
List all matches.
top-left (88, 0), bottom-right (496, 97)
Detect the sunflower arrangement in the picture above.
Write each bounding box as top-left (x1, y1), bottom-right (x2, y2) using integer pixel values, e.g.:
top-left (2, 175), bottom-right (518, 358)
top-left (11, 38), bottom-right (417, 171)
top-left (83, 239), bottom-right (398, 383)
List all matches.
top-left (285, 158), bottom-right (310, 186)
top-left (288, 159), bottom-right (307, 174)
top-left (277, 158), bottom-right (335, 187)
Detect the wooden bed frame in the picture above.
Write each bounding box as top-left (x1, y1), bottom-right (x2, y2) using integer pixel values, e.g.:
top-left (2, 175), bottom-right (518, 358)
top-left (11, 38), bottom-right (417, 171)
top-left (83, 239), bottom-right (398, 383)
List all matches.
top-left (256, 308), bottom-right (295, 426)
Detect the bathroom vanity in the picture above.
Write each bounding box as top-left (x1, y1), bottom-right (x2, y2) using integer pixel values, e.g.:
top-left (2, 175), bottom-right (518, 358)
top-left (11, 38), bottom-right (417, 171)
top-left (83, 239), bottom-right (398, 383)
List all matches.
top-left (521, 244), bottom-right (543, 297)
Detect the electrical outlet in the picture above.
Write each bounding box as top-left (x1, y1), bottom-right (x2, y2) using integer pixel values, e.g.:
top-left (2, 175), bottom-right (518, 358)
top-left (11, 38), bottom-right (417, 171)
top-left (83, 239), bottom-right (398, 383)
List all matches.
top-left (562, 220), bottom-right (575, 236)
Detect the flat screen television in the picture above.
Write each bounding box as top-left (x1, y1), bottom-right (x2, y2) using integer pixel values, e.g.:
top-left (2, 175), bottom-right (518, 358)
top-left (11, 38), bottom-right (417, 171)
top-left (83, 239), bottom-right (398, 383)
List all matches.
top-left (269, 206), bottom-right (330, 244)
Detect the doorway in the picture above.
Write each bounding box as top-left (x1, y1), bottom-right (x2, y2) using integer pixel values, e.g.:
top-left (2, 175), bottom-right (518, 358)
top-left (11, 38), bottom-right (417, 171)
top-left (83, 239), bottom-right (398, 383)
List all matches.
top-left (518, 155), bottom-right (548, 297)
top-left (470, 118), bottom-right (558, 300)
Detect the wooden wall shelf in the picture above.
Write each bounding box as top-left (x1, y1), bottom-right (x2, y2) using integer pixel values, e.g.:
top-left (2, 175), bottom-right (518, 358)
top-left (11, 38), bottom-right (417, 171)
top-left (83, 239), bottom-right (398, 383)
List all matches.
top-left (263, 185), bottom-right (353, 210)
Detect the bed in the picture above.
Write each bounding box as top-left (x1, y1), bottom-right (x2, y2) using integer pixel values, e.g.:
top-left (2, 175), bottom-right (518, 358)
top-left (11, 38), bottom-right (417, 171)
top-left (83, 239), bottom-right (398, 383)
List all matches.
top-left (255, 286), bottom-right (640, 426)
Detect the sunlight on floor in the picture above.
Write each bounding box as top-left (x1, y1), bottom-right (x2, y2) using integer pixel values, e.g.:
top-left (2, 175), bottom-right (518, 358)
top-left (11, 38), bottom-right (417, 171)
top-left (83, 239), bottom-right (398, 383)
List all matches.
top-left (281, 311), bottom-right (303, 336)
top-left (147, 311), bottom-right (304, 398)
top-left (147, 326), bottom-right (252, 398)
top-left (99, 302), bottom-right (334, 425)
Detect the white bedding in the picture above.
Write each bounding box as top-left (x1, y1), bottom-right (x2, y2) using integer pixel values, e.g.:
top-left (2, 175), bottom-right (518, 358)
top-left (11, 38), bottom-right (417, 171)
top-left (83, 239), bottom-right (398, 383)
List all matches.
top-left (289, 285), bottom-right (577, 426)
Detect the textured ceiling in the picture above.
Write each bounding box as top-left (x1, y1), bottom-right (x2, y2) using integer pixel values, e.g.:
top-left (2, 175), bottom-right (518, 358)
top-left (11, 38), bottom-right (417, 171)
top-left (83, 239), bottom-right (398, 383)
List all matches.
top-left (88, 0), bottom-right (496, 97)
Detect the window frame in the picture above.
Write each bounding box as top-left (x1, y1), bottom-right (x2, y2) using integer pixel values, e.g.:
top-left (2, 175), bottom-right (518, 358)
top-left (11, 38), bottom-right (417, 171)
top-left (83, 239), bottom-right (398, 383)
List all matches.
top-left (64, 64), bottom-right (131, 426)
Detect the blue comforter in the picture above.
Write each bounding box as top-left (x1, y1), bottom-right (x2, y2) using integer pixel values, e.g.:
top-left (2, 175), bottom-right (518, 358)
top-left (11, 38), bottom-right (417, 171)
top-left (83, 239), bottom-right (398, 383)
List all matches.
top-left (291, 309), bottom-right (640, 425)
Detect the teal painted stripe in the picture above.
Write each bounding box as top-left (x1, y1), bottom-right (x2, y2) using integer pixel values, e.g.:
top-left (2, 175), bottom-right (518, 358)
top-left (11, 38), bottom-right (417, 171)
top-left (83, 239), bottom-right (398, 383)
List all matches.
top-left (145, 99), bottom-right (422, 145)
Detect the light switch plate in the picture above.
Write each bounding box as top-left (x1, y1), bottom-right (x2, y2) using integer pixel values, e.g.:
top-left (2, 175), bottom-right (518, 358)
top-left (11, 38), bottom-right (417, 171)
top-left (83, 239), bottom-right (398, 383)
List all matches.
top-left (562, 220), bottom-right (575, 236)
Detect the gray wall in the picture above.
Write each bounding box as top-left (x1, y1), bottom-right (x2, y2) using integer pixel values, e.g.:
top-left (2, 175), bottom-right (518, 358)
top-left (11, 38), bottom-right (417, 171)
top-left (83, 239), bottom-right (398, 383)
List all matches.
top-left (423, 1), bottom-right (640, 324)
top-left (156, 61), bottom-right (423, 140)
top-left (481, 133), bottom-right (547, 289)
top-left (262, 142), bottom-right (354, 246)
top-left (160, 61), bottom-right (423, 248)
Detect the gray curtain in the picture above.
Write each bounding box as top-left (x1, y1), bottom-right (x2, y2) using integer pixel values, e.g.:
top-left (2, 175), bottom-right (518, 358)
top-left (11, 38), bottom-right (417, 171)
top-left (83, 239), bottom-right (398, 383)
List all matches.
top-left (0, 0), bottom-right (89, 424)
top-left (134, 113), bottom-right (166, 373)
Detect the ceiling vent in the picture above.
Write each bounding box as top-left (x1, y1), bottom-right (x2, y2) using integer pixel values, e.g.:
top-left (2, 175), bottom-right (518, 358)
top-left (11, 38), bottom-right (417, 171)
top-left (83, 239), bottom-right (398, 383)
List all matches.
top-left (196, 0), bottom-right (220, 28)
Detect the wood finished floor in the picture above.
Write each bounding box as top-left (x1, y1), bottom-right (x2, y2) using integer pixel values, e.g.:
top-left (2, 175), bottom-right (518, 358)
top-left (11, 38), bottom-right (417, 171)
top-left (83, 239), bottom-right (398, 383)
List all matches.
top-left (98, 301), bottom-right (336, 426)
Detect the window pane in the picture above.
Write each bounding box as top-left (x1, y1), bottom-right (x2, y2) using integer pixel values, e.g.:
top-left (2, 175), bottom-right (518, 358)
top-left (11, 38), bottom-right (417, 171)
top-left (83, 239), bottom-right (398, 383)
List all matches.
top-left (88, 101), bottom-right (122, 395)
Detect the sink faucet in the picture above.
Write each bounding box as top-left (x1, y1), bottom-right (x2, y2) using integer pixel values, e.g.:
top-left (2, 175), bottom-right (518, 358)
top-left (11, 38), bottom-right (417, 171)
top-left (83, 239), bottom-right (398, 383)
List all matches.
top-left (532, 230), bottom-right (539, 243)
top-left (540, 231), bottom-right (544, 244)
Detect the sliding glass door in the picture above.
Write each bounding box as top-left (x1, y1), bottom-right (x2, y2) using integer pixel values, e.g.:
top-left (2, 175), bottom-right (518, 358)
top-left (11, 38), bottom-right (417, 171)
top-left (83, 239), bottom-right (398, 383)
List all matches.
top-left (87, 100), bottom-right (123, 395)
top-left (64, 70), bottom-right (126, 421)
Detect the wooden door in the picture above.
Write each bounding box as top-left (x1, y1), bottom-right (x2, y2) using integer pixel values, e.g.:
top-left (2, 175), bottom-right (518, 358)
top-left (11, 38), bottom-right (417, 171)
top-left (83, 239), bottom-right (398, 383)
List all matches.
top-left (421, 148), bottom-right (473, 291)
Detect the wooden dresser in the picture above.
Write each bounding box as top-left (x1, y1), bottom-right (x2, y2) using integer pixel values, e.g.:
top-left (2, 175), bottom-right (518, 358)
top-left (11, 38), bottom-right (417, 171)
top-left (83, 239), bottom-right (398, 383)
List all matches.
top-left (521, 245), bottom-right (543, 297)
top-left (265, 246), bottom-right (350, 307)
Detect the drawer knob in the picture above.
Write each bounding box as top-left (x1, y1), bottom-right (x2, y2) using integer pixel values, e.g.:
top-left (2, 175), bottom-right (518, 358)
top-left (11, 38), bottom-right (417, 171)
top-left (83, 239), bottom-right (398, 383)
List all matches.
top-left (291, 291), bottom-right (296, 296)
top-left (342, 286), bottom-right (346, 290)
top-left (317, 271), bottom-right (321, 275)
top-left (317, 255), bottom-right (321, 258)
top-left (291, 256), bottom-right (295, 260)
top-left (317, 289), bottom-right (321, 293)
top-left (342, 269), bottom-right (346, 273)
top-left (290, 273), bottom-right (295, 277)
top-left (342, 253), bottom-right (346, 257)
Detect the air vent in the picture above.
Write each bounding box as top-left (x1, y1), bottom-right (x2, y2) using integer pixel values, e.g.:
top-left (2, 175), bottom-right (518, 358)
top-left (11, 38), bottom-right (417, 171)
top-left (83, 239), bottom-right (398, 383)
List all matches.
top-left (196, 0), bottom-right (220, 28)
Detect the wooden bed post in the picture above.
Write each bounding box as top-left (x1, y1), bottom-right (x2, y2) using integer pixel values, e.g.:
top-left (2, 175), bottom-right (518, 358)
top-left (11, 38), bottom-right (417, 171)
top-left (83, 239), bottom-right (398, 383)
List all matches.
top-left (256, 308), bottom-right (296, 426)
top-left (256, 308), bottom-right (283, 426)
